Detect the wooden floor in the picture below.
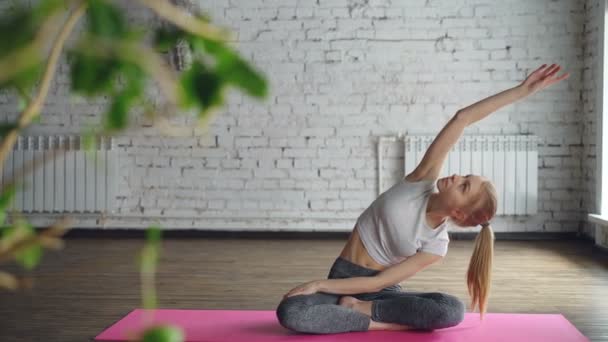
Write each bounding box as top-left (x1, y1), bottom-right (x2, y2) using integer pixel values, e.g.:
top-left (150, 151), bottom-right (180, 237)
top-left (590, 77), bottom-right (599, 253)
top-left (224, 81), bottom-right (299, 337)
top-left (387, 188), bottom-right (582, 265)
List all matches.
top-left (0, 236), bottom-right (607, 341)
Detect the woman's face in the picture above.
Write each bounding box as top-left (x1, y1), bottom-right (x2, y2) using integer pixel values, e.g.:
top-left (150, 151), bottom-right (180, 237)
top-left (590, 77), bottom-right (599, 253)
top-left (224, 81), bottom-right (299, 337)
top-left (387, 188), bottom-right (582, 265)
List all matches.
top-left (436, 173), bottom-right (487, 214)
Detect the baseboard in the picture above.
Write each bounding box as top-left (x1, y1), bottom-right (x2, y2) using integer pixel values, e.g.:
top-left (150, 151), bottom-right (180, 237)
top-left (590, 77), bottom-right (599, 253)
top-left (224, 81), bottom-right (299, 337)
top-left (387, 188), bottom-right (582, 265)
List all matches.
top-left (592, 242), bottom-right (608, 256)
top-left (63, 229), bottom-right (587, 241)
top-left (64, 229), bottom-right (350, 240)
top-left (448, 231), bottom-right (583, 240)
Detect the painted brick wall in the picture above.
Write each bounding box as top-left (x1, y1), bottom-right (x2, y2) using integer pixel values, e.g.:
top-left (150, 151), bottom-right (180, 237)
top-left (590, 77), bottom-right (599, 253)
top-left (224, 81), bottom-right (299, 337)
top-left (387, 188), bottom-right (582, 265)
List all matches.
top-left (0, 0), bottom-right (590, 233)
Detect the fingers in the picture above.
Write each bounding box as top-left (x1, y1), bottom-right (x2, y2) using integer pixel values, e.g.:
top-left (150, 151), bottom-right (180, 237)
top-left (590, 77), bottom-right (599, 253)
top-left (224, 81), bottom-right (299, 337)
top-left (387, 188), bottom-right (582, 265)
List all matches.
top-left (540, 63), bottom-right (558, 77)
top-left (533, 64), bottom-right (548, 75)
top-left (544, 65), bottom-right (561, 78)
top-left (556, 72), bottom-right (570, 81)
top-left (547, 72), bottom-right (570, 85)
top-left (538, 64), bottom-right (570, 83)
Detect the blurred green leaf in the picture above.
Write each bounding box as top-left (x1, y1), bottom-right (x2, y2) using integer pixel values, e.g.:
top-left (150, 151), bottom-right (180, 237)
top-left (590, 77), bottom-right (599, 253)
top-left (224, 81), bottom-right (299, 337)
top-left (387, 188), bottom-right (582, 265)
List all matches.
top-left (141, 325), bottom-right (184, 342)
top-left (178, 61), bottom-right (225, 115)
top-left (86, 0), bottom-right (127, 38)
top-left (0, 4), bottom-right (46, 92)
top-left (31, 113), bottom-right (42, 124)
top-left (4, 63), bottom-right (44, 95)
top-left (189, 37), bottom-right (267, 98)
top-left (17, 243), bottom-right (43, 270)
top-left (0, 183), bottom-right (15, 226)
top-left (0, 6), bottom-right (38, 54)
top-left (68, 51), bottom-right (120, 96)
top-left (32, 0), bottom-right (66, 22)
top-left (147, 224), bottom-right (162, 246)
top-left (17, 96), bottom-right (27, 112)
top-left (120, 62), bottom-right (145, 99)
top-left (140, 229), bottom-right (160, 273)
top-left (105, 92), bottom-right (130, 131)
top-left (3, 219), bottom-right (43, 270)
top-left (0, 123), bottom-right (19, 137)
top-left (104, 63), bottom-right (145, 131)
top-left (153, 27), bottom-right (185, 53)
top-left (0, 184), bottom-right (16, 210)
top-left (83, 128), bottom-right (97, 152)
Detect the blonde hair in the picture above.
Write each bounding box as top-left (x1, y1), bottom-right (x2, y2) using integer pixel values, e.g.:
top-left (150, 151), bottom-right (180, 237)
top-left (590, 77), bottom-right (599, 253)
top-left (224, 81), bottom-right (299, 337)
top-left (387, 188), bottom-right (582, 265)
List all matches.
top-left (453, 181), bottom-right (497, 320)
top-left (467, 222), bottom-right (495, 320)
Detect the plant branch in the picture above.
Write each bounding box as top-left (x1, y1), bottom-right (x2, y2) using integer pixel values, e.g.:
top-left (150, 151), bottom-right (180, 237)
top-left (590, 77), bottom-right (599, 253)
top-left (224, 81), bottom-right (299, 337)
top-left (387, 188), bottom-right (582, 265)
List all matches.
top-left (0, 2), bottom-right (87, 172)
top-left (137, 0), bottom-right (232, 41)
top-left (0, 216), bottom-right (72, 265)
top-left (0, 271), bottom-right (27, 290)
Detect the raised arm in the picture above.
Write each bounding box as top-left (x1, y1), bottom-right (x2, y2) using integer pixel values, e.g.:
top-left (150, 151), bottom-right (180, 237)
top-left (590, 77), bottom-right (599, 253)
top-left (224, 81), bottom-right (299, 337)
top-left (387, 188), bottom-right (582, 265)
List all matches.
top-left (405, 64), bottom-right (570, 182)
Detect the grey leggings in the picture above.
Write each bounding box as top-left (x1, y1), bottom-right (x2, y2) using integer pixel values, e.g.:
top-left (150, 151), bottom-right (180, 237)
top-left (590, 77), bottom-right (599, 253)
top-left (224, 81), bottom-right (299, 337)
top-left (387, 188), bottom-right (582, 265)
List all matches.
top-left (276, 257), bottom-right (465, 334)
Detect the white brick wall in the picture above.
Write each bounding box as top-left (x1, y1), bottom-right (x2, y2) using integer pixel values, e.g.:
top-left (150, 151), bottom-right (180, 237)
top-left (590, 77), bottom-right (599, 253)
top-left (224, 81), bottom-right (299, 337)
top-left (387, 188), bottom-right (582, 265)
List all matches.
top-left (0, 0), bottom-right (594, 233)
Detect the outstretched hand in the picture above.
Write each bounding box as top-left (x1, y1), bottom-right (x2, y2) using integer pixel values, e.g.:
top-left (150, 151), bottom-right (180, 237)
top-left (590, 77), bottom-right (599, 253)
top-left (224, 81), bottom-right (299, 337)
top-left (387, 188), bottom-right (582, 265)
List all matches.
top-left (520, 63), bottom-right (570, 95)
top-left (283, 280), bottom-right (321, 299)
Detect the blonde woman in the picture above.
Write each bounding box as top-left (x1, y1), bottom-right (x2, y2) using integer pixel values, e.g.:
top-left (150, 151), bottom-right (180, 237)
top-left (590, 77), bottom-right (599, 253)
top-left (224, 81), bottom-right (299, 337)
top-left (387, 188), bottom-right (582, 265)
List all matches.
top-left (276, 64), bottom-right (569, 334)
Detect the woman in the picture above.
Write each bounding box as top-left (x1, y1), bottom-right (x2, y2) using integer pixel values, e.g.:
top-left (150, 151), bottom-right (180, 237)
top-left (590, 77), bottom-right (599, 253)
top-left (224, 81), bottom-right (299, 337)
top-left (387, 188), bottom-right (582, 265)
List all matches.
top-left (276, 64), bottom-right (570, 334)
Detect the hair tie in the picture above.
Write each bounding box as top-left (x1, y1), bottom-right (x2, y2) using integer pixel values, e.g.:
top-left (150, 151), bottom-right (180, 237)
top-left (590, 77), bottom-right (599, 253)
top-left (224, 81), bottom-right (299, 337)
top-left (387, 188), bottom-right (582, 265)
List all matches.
top-left (481, 221), bottom-right (490, 227)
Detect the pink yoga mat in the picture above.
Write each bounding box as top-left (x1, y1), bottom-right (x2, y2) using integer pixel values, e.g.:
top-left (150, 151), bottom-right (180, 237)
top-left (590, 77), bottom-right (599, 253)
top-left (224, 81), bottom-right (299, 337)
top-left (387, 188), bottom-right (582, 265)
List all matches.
top-left (95, 309), bottom-right (589, 341)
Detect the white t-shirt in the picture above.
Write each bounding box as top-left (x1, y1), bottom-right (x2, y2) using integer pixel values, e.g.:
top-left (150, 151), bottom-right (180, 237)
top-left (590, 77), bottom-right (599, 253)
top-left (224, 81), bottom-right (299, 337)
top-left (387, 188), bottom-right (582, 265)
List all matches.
top-left (356, 178), bottom-right (451, 266)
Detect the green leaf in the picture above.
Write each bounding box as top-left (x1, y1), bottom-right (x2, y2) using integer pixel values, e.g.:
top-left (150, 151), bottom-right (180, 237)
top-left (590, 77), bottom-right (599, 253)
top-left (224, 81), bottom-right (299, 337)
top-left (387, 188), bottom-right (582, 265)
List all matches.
top-left (96, 62), bottom-right (145, 132)
top-left (4, 63), bottom-right (44, 93)
top-left (4, 220), bottom-right (43, 270)
top-left (140, 224), bottom-right (162, 271)
top-left (68, 51), bottom-right (120, 96)
top-left (86, 0), bottom-right (127, 38)
top-left (141, 325), bottom-right (184, 342)
top-left (147, 224), bottom-right (162, 246)
top-left (0, 184), bottom-right (16, 210)
top-left (32, 0), bottom-right (65, 22)
top-left (31, 113), bottom-right (42, 124)
top-left (0, 123), bottom-right (19, 137)
top-left (178, 61), bottom-right (225, 115)
top-left (120, 63), bottom-right (145, 99)
top-left (153, 27), bottom-right (185, 53)
top-left (0, 6), bottom-right (38, 55)
top-left (105, 92), bottom-right (130, 131)
top-left (82, 129), bottom-right (97, 152)
top-left (0, 3), bottom-right (49, 92)
top-left (17, 243), bottom-right (43, 270)
top-left (189, 37), bottom-right (267, 98)
top-left (217, 55), bottom-right (267, 98)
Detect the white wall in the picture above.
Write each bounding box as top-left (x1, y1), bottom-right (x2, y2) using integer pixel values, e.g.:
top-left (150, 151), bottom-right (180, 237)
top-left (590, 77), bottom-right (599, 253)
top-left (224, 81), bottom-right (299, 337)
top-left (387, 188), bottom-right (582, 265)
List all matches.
top-left (0, 0), bottom-right (590, 233)
top-left (583, 0), bottom-right (608, 248)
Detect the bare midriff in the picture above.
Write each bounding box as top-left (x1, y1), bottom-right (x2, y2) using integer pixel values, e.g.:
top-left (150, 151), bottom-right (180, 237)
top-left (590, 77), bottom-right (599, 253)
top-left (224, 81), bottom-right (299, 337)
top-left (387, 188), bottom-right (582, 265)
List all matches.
top-left (338, 224), bottom-right (388, 272)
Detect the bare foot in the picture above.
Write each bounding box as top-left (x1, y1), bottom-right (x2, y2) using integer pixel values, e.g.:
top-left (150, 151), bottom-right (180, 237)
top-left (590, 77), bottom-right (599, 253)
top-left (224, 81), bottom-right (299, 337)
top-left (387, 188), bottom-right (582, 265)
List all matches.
top-left (338, 296), bottom-right (360, 310)
top-left (338, 296), bottom-right (372, 316)
top-left (339, 296), bottom-right (411, 331)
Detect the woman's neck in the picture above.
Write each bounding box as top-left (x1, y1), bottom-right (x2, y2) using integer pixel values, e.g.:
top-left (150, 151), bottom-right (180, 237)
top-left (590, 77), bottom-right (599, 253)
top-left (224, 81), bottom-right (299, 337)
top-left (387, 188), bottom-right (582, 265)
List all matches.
top-left (426, 193), bottom-right (449, 229)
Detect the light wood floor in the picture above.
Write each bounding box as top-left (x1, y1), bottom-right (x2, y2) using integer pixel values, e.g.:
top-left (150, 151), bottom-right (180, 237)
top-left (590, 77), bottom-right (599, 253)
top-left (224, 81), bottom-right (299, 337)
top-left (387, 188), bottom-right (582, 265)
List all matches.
top-left (0, 236), bottom-right (607, 341)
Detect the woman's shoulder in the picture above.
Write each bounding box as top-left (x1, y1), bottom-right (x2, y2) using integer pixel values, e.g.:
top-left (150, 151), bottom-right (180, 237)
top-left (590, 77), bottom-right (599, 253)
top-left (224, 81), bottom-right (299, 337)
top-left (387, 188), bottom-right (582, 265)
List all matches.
top-left (403, 175), bottom-right (437, 190)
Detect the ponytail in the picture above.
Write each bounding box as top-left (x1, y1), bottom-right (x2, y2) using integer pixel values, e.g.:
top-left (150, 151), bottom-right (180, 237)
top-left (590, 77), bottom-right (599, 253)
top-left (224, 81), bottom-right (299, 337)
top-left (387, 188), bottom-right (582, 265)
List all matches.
top-left (466, 223), bottom-right (494, 320)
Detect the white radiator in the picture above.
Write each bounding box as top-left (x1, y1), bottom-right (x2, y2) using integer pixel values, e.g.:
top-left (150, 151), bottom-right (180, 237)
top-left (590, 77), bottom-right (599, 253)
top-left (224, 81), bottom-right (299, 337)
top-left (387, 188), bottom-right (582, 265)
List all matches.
top-left (404, 135), bottom-right (538, 215)
top-left (1, 135), bottom-right (118, 214)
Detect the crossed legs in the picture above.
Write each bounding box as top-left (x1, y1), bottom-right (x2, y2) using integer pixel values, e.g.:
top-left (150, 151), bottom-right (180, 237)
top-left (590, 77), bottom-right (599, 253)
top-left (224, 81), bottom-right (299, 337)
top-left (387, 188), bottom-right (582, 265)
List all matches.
top-left (276, 289), bottom-right (465, 334)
